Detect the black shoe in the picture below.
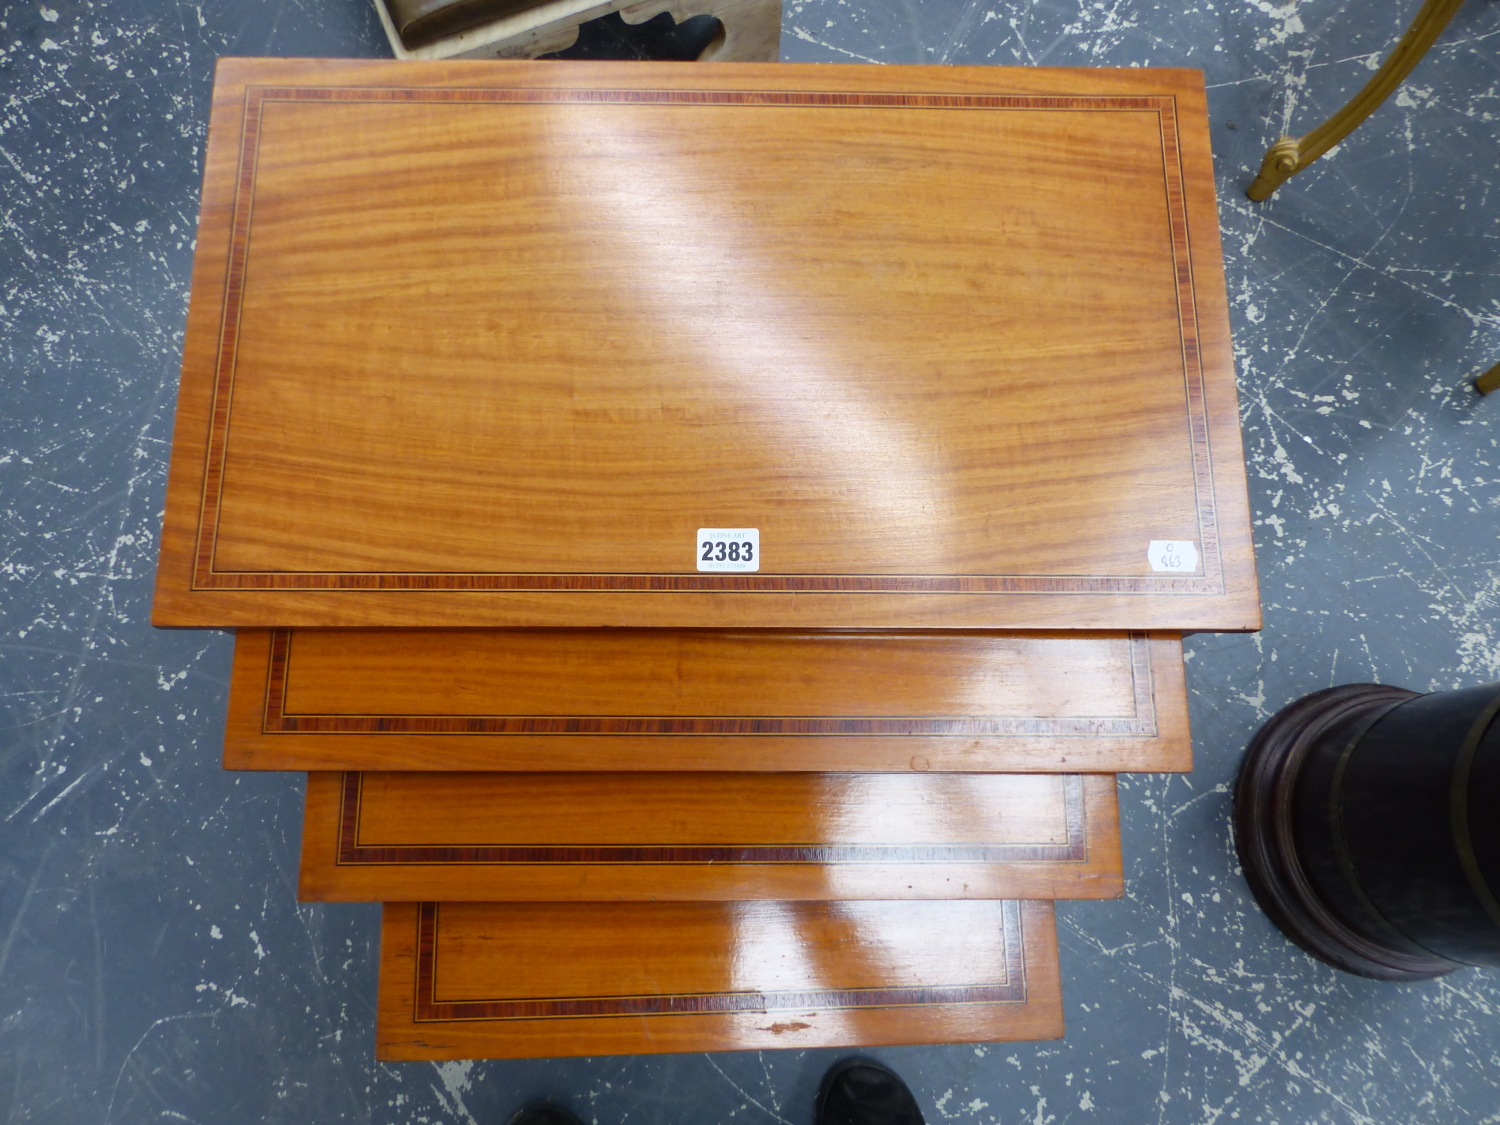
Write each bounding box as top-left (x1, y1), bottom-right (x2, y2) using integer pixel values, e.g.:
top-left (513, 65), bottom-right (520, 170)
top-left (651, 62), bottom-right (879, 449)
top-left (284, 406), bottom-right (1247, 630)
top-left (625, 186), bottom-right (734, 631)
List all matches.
top-left (816, 1058), bottom-right (925, 1125)
top-left (506, 1105), bottom-right (586, 1125)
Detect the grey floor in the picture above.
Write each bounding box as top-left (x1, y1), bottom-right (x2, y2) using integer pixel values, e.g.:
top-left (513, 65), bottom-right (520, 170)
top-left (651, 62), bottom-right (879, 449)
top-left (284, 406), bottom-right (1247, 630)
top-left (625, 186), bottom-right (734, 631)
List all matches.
top-left (3, 0), bottom-right (1499, 1121)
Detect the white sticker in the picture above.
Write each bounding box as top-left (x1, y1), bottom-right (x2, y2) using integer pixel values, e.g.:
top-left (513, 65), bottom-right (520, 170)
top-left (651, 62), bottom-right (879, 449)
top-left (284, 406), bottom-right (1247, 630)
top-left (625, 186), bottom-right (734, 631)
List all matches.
top-left (1148, 540), bottom-right (1200, 573)
top-left (697, 528), bottom-right (760, 572)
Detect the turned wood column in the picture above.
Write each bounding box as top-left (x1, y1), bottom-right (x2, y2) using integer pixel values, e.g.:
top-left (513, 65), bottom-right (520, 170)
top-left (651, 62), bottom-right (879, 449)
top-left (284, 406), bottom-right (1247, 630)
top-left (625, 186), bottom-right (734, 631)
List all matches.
top-left (1236, 681), bottom-right (1500, 979)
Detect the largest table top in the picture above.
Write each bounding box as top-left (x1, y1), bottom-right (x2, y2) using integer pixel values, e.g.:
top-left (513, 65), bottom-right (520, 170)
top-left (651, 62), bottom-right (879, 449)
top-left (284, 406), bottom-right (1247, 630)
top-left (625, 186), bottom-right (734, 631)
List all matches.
top-left (153, 58), bottom-right (1259, 630)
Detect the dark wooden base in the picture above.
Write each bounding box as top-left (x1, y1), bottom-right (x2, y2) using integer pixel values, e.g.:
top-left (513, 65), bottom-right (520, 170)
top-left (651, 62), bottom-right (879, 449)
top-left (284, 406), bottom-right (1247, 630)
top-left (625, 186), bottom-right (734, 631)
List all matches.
top-left (1233, 684), bottom-right (1462, 981)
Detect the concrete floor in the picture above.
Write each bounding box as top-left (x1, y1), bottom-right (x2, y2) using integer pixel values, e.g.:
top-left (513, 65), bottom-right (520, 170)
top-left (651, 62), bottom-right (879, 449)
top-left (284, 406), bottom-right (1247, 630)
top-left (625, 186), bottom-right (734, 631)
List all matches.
top-left (2, 0), bottom-right (1498, 1121)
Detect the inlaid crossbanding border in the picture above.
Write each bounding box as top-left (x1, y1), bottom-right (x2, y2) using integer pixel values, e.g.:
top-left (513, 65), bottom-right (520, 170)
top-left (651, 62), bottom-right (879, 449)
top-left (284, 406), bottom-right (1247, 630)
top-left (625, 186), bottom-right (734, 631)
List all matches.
top-left (260, 629), bottom-right (1159, 738)
top-left (192, 85), bottom-right (1222, 596)
top-left (335, 771), bottom-right (1088, 866)
top-left (412, 900), bottom-right (1027, 1022)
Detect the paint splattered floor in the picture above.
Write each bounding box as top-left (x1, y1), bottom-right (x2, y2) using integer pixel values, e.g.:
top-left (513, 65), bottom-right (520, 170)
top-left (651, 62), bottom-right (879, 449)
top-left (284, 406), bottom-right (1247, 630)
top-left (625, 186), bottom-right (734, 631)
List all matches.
top-left (2, 1), bottom-right (1498, 1121)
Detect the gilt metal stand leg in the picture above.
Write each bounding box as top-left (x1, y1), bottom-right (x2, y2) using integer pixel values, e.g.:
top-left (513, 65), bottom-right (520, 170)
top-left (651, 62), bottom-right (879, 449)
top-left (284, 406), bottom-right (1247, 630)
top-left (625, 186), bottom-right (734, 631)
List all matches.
top-left (1478, 361), bottom-right (1500, 396)
top-left (1247, 0), bottom-right (1466, 201)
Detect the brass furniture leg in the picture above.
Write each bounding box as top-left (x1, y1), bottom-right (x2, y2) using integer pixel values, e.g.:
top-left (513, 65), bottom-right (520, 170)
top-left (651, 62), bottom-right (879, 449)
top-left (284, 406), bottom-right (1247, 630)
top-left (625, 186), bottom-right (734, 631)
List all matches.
top-left (1477, 361), bottom-right (1500, 396)
top-left (1247, 0), bottom-right (1466, 201)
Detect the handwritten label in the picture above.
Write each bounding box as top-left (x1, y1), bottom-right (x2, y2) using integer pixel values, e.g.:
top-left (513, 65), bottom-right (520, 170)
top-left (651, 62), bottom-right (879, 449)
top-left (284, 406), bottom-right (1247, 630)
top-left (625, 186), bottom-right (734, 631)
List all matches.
top-left (1147, 540), bottom-right (1199, 573)
top-left (697, 528), bottom-right (760, 572)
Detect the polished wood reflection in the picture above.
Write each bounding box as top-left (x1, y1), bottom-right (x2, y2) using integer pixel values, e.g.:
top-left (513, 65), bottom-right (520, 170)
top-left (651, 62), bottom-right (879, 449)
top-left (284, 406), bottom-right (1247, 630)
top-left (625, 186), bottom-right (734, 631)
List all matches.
top-left (298, 771), bottom-right (1120, 901)
top-left (377, 899), bottom-right (1060, 1059)
top-left (225, 629), bottom-right (1190, 772)
top-left (154, 58), bottom-right (1258, 631)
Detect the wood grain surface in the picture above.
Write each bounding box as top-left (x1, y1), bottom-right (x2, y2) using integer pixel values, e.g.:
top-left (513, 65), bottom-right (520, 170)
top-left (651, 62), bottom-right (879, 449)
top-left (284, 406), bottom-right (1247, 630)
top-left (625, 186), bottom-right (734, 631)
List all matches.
top-left (298, 771), bottom-right (1120, 900)
top-left (153, 57), bottom-right (1259, 631)
top-left (377, 899), bottom-right (1061, 1058)
top-left (224, 629), bottom-right (1190, 772)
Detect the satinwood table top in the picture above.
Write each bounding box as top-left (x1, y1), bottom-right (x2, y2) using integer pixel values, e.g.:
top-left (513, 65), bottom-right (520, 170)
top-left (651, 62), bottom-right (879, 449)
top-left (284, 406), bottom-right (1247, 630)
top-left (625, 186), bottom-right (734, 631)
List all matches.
top-left (154, 58), bottom-right (1258, 630)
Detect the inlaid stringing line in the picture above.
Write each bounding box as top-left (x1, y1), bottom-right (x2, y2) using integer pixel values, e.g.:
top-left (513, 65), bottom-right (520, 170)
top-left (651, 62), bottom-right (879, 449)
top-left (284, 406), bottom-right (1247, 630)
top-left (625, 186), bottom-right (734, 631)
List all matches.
top-left (264, 629), bottom-right (1160, 739)
top-left (411, 900), bottom-right (1028, 1022)
top-left (337, 772), bottom-right (1088, 865)
top-left (199, 87), bottom-right (1220, 596)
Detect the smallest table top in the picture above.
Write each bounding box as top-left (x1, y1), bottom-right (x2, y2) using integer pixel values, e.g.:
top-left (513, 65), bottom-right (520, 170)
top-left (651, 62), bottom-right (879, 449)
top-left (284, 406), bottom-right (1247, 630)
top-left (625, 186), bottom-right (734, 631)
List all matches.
top-left (153, 58), bottom-right (1258, 631)
top-left (378, 899), bottom-right (1061, 1059)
